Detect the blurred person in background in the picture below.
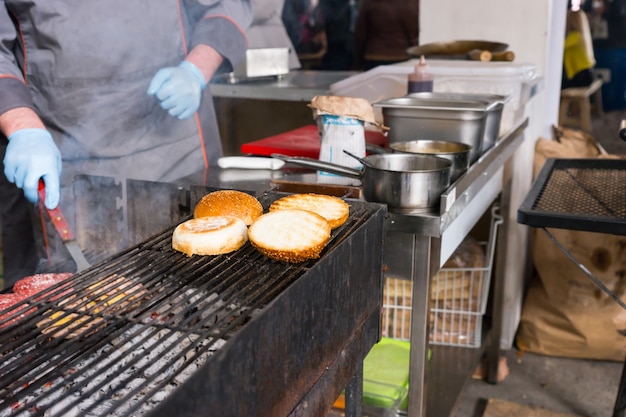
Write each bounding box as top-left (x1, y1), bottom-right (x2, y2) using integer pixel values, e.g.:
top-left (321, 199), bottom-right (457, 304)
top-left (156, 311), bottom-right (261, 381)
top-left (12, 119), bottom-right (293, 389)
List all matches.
top-left (319, 0), bottom-right (357, 70)
top-left (282, 0), bottom-right (326, 57)
top-left (353, 0), bottom-right (419, 70)
top-left (606, 0), bottom-right (626, 43)
top-left (0, 0), bottom-right (252, 288)
top-left (562, 4), bottom-right (596, 89)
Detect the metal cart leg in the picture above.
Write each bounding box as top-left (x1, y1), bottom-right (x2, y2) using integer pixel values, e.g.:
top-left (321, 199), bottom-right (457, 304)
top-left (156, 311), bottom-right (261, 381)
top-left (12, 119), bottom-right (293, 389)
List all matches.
top-left (613, 356), bottom-right (626, 417)
top-left (488, 179), bottom-right (512, 383)
top-left (406, 234), bottom-right (439, 417)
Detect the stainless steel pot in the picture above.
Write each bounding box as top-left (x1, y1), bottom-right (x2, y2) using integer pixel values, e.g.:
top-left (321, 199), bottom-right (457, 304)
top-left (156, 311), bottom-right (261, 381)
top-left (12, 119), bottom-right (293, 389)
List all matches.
top-left (272, 153), bottom-right (451, 211)
top-left (366, 141), bottom-right (470, 182)
top-left (386, 140), bottom-right (471, 183)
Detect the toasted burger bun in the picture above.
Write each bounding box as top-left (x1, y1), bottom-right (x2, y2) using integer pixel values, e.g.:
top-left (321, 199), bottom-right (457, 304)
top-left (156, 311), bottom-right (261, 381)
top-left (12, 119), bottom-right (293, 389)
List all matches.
top-left (269, 193), bottom-right (350, 229)
top-left (194, 190), bottom-right (263, 226)
top-left (172, 216), bottom-right (248, 257)
top-left (248, 209), bottom-right (331, 263)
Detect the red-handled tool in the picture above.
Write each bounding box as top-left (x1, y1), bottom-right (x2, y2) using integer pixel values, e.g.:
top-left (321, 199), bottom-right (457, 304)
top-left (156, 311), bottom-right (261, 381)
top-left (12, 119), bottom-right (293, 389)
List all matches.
top-left (38, 180), bottom-right (90, 272)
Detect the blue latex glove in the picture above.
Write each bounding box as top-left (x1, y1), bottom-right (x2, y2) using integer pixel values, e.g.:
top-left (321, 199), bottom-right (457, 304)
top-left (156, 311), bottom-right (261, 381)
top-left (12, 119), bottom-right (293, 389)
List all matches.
top-left (4, 128), bottom-right (62, 209)
top-left (147, 61), bottom-right (206, 120)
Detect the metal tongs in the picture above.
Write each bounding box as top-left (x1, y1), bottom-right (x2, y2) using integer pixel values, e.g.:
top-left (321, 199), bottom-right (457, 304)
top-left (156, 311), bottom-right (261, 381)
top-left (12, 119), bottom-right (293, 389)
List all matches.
top-left (37, 180), bottom-right (91, 272)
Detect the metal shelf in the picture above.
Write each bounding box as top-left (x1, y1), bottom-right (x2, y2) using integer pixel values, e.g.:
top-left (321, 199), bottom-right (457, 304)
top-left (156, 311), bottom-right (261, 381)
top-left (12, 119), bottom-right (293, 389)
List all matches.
top-left (385, 120), bottom-right (528, 417)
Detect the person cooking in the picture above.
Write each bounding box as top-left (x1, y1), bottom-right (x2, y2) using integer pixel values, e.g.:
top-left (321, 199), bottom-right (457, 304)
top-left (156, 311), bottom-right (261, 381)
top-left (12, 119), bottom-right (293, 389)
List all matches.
top-left (0, 0), bottom-right (252, 287)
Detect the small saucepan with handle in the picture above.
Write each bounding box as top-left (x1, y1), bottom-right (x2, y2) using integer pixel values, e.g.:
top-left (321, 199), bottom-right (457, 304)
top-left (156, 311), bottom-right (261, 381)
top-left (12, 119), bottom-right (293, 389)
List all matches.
top-left (366, 139), bottom-right (471, 182)
top-left (271, 152), bottom-right (451, 212)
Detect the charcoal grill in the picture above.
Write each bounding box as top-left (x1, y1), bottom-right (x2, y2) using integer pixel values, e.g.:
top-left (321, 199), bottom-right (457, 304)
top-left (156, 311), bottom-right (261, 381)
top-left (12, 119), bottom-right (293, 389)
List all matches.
top-left (517, 156), bottom-right (626, 417)
top-left (0, 191), bottom-right (386, 417)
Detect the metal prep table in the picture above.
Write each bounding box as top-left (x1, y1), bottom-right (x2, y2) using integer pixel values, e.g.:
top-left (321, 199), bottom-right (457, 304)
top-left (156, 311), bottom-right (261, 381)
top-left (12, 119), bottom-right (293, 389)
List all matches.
top-left (517, 157), bottom-right (626, 417)
top-left (384, 119), bottom-right (529, 417)
top-left (29, 117), bottom-right (526, 417)
top-left (210, 70), bottom-right (358, 156)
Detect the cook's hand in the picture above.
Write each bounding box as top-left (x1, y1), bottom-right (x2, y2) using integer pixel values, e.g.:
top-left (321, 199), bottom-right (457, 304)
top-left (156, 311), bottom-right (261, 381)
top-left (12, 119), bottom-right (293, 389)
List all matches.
top-left (147, 61), bottom-right (207, 120)
top-left (4, 128), bottom-right (61, 209)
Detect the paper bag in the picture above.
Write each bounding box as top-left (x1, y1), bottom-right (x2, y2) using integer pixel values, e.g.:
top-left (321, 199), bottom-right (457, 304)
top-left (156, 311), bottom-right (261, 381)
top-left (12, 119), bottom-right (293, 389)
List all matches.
top-left (516, 126), bottom-right (626, 361)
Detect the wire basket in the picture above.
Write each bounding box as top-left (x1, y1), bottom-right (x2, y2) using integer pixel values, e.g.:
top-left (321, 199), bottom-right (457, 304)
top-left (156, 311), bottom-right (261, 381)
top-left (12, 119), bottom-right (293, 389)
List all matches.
top-left (382, 205), bottom-right (503, 347)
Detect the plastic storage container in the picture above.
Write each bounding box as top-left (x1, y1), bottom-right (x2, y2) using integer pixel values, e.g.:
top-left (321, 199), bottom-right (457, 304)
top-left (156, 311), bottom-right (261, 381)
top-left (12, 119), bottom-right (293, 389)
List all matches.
top-left (330, 338), bottom-right (410, 417)
top-left (426, 60), bottom-right (536, 135)
top-left (330, 59), bottom-right (537, 135)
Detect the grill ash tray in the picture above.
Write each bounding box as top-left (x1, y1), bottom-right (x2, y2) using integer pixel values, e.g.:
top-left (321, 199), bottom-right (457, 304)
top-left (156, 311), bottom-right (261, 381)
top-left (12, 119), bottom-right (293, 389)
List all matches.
top-left (518, 158), bottom-right (626, 235)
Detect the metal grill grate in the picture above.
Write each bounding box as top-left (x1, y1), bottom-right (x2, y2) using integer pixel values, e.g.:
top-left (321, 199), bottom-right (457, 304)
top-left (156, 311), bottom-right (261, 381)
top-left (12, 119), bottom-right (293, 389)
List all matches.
top-left (533, 167), bottom-right (626, 218)
top-left (518, 158), bottom-right (626, 235)
top-left (0, 195), bottom-right (381, 417)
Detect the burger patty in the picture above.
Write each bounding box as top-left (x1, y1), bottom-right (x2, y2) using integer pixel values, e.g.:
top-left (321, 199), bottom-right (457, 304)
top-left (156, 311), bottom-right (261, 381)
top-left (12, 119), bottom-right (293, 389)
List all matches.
top-left (12, 273), bottom-right (74, 298)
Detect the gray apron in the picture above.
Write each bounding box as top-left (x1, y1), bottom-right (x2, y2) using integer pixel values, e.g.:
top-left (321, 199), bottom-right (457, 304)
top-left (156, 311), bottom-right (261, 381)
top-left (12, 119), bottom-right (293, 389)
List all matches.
top-left (19, 0), bottom-right (212, 183)
top-left (7, 0), bottom-right (224, 273)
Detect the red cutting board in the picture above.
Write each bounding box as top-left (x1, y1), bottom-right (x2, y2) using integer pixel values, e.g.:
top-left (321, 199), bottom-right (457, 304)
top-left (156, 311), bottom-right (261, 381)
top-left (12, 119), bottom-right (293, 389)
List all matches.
top-left (240, 125), bottom-right (388, 158)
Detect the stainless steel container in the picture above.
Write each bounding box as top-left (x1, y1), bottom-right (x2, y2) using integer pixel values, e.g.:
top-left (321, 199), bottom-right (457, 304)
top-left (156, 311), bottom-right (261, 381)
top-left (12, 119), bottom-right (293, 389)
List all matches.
top-left (272, 153), bottom-right (451, 212)
top-left (406, 92), bottom-right (508, 153)
top-left (233, 48), bottom-right (290, 79)
top-left (389, 140), bottom-right (471, 183)
top-left (374, 97), bottom-right (489, 163)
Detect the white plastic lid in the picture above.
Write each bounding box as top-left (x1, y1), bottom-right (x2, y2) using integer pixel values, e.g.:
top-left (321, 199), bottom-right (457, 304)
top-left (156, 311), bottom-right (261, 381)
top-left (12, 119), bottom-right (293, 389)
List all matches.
top-left (426, 59), bottom-right (538, 80)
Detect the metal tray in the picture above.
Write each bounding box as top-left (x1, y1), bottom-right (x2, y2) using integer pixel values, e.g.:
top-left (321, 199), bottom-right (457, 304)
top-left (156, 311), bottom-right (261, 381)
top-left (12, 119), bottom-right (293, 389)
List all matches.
top-left (373, 97), bottom-right (489, 163)
top-left (517, 158), bottom-right (626, 236)
top-left (405, 92), bottom-right (508, 153)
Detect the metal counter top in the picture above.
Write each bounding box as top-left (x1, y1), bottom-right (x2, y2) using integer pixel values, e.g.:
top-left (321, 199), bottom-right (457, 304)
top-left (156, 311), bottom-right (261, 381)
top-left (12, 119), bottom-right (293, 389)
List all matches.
top-left (210, 70), bottom-right (358, 101)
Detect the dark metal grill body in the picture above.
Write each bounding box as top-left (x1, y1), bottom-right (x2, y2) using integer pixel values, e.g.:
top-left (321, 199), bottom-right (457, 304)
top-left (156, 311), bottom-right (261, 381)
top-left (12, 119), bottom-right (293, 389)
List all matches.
top-left (518, 158), bottom-right (626, 235)
top-left (0, 190), bottom-right (386, 417)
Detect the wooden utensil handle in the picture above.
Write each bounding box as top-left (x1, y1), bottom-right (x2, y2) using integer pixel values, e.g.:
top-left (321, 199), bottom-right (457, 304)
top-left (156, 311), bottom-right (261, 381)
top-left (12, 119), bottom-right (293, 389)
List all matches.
top-left (38, 179), bottom-right (76, 241)
top-left (467, 49), bottom-right (492, 61)
top-left (491, 50), bottom-right (515, 61)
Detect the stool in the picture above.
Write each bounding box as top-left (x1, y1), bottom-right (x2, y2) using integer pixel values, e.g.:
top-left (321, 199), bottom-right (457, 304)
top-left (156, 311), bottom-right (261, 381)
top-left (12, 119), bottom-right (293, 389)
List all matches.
top-left (559, 78), bottom-right (604, 132)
